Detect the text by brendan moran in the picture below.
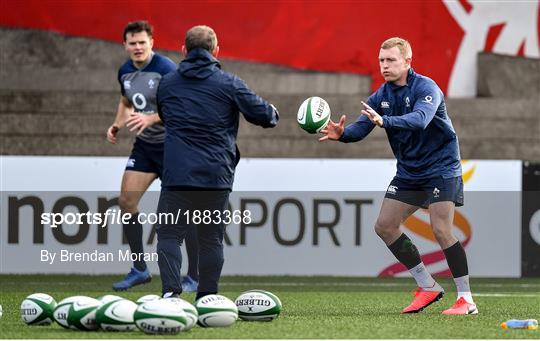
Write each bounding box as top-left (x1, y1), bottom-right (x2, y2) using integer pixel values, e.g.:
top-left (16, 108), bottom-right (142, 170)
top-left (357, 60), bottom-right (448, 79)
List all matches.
top-left (40, 249), bottom-right (158, 264)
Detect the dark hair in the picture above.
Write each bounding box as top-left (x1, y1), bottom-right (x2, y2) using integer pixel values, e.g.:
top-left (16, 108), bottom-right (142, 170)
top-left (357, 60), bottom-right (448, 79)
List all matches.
top-left (123, 21), bottom-right (153, 41)
top-left (185, 25), bottom-right (217, 52)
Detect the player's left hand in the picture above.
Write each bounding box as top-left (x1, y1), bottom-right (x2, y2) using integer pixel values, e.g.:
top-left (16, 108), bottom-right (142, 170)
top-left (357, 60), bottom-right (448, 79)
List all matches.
top-left (126, 113), bottom-right (154, 135)
top-left (361, 101), bottom-right (383, 127)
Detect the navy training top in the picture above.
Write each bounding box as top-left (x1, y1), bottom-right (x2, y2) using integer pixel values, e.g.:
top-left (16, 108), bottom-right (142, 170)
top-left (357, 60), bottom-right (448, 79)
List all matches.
top-left (340, 69), bottom-right (462, 180)
top-left (157, 48), bottom-right (279, 189)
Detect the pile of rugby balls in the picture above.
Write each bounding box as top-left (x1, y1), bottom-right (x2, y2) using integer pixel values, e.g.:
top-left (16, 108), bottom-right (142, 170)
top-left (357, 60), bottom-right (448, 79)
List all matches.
top-left (19, 289), bottom-right (282, 333)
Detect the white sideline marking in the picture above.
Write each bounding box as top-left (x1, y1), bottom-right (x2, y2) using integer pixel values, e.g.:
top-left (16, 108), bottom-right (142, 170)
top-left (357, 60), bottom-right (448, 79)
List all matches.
top-left (474, 293), bottom-right (540, 297)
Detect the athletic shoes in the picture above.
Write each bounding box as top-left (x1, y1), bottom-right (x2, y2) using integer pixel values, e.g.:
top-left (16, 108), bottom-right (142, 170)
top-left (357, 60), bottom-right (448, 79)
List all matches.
top-left (442, 297), bottom-right (478, 315)
top-left (402, 287), bottom-right (444, 313)
top-left (181, 275), bottom-right (199, 293)
top-left (112, 267), bottom-right (152, 291)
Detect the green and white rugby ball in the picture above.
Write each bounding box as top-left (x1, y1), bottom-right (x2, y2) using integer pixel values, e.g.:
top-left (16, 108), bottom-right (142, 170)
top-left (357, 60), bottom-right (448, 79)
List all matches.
top-left (165, 297), bottom-right (199, 330)
top-left (20, 293), bottom-right (57, 325)
top-left (67, 296), bottom-right (101, 330)
top-left (297, 96), bottom-right (331, 134)
top-left (136, 294), bottom-right (161, 304)
top-left (134, 298), bottom-right (188, 334)
top-left (196, 294), bottom-right (238, 328)
top-left (235, 289), bottom-right (282, 321)
top-left (96, 299), bottom-right (137, 331)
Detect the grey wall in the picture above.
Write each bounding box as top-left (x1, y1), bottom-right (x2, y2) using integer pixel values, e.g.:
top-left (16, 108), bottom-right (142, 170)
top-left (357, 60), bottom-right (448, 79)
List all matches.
top-left (1, 28), bottom-right (539, 160)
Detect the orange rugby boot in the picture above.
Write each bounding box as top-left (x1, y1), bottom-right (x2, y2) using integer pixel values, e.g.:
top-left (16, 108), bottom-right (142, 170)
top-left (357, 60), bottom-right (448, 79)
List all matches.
top-left (442, 297), bottom-right (478, 315)
top-left (402, 287), bottom-right (444, 313)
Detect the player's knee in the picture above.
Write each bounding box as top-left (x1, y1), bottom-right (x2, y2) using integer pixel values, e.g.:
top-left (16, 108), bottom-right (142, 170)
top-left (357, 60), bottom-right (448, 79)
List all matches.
top-left (374, 219), bottom-right (397, 240)
top-left (118, 194), bottom-right (137, 212)
top-left (432, 224), bottom-right (453, 242)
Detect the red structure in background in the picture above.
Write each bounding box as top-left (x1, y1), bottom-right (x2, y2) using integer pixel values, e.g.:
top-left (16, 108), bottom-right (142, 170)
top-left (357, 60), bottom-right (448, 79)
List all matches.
top-left (1, 1), bottom-right (538, 94)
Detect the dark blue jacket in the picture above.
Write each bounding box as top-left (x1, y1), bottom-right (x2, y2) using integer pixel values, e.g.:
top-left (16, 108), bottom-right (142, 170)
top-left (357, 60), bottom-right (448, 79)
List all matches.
top-left (157, 48), bottom-right (279, 189)
top-left (340, 69), bottom-right (461, 180)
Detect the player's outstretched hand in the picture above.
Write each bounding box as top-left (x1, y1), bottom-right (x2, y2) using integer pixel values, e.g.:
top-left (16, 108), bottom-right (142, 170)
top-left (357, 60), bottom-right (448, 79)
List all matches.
top-left (107, 125), bottom-right (119, 144)
top-left (361, 101), bottom-right (383, 127)
top-left (319, 115), bottom-right (346, 142)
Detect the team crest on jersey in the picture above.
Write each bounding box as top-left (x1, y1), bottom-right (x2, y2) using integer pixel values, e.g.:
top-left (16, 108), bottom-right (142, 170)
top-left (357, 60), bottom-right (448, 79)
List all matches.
top-left (124, 80), bottom-right (131, 90)
top-left (148, 79), bottom-right (155, 88)
top-left (405, 97), bottom-right (410, 107)
top-left (381, 101), bottom-right (390, 108)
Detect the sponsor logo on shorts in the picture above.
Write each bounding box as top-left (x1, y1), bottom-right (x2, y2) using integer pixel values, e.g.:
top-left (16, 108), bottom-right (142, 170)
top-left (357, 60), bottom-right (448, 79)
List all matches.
top-left (433, 187), bottom-right (440, 198)
top-left (387, 185), bottom-right (398, 195)
top-left (126, 158), bottom-right (135, 168)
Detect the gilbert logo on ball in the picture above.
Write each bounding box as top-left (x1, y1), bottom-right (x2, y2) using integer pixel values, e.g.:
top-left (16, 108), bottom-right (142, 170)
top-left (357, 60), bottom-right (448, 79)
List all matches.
top-left (20, 293), bottom-right (57, 325)
top-left (297, 96), bottom-right (331, 134)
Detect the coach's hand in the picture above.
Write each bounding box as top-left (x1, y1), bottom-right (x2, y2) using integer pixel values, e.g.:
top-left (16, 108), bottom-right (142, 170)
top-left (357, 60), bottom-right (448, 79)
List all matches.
top-left (319, 115), bottom-right (346, 142)
top-left (107, 125), bottom-right (120, 144)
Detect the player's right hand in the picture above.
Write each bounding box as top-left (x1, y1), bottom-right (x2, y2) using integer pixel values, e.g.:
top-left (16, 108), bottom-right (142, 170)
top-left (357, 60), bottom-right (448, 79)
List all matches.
top-left (107, 125), bottom-right (119, 144)
top-left (319, 115), bottom-right (346, 142)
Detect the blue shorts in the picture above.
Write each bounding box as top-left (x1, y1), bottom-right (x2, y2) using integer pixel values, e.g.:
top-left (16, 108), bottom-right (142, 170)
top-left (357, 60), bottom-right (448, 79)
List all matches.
top-left (384, 176), bottom-right (464, 209)
top-left (125, 138), bottom-right (163, 178)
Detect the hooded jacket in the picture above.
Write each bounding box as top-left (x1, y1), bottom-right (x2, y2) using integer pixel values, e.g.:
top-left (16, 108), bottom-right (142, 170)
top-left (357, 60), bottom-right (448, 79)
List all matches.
top-left (157, 48), bottom-right (278, 189)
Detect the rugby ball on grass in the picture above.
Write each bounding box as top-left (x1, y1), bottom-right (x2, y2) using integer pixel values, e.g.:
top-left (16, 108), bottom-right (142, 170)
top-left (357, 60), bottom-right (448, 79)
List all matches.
top-left (66, 296), bottom-right (101, 330)
top-left (136, 294), bottom-right (161, 304)
top-left (235, 289), bottom-right (282, 321)
top-left (96, 299), bottom-right (137, 331)
top-left (96, 294), bottom-right (123, 304)
top-left (164, 297), bottom-right (198, 330)
top-left (20, 293), bottom-right (57, 325)
top-left (195, 294), bottom-right (238, 327)
top-left (297, 96), bottom-right (331, 134)
top-left (53, 296), bottom-right (86, 328)
top-left (134, 298), bottom-right (188, 334)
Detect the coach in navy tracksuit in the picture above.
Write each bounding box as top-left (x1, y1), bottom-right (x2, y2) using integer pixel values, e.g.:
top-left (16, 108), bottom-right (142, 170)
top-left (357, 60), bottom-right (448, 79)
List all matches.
top-left (321, 37), bottom-right (477, 315)
top-left (156, 25), bottom-right (279, 299)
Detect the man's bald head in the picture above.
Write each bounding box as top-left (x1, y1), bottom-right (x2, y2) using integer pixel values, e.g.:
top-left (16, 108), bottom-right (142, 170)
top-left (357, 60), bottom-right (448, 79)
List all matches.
top-left (185, 25), bottom-right (218, 53)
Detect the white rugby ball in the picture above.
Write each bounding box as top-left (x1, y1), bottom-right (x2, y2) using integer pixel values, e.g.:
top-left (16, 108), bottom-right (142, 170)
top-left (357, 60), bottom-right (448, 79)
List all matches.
top-left (96, 299), bottom-right (137, 331)
top-left (97, 294), bottom-right (123, 304)
top-left (297, 96), bottom-right (331, 134)
top-left (67, 296), bottom-right (101, 330)
top-left (136, 294), bottom-right (161, 304)
top-left (235, 289), bottom-right (282, 321)
top-left (20, 293), bottom-right (57, 325)
top-left (134, 298), bottom-right (188, 334)
top-left (164, 297), bottom-right (198, 330)
top-left (53, 296), bottom-right (87, 328)
top-left (196, 294), bottom-right (238, 328)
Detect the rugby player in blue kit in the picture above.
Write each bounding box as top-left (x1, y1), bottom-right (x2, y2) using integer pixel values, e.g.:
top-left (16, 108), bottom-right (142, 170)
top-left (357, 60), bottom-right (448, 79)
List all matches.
top-left (320, 37), bottom-right (477, 315)
top-left (107, 21), bottom-right (198, 292)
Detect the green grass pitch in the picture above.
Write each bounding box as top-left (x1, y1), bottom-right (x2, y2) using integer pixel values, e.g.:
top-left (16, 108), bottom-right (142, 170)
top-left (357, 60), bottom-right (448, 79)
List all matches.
top-left (0, 275), bottom-right (539, 339)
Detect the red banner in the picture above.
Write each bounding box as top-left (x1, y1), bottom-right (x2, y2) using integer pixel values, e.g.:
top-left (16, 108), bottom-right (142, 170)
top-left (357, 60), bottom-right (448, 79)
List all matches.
top-left (1, 0), bottom-right (538, 96)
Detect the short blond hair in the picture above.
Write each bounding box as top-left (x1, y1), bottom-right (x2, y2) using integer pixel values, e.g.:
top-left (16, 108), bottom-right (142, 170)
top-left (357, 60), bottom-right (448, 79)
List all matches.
top-left (381, 37), bottom-right (412, 60)
top-left (185, 25), bottom-right (218, 52)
